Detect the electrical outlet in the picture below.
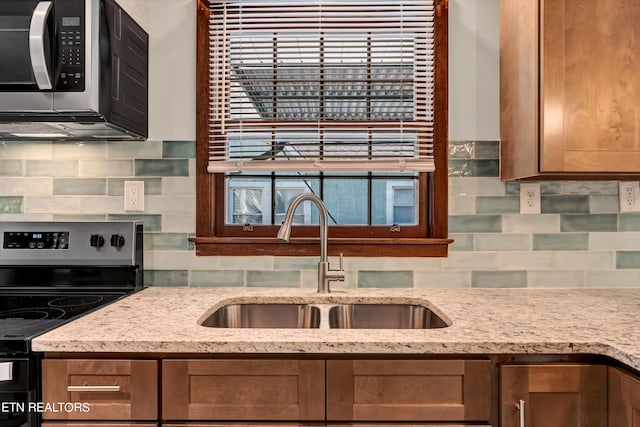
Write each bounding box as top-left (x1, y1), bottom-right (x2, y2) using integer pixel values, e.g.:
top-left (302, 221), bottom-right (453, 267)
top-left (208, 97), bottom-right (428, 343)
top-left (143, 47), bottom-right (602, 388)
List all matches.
top-left (520, 183), bottom-right (541, 214)
top-left (619, 181), bottom-right (640, 212)
top-left (124, 181), bottom-right (145, 212)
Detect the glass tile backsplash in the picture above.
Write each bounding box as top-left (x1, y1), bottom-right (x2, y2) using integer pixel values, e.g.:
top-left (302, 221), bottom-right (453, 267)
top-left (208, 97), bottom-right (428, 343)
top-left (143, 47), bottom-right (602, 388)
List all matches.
top-left (1, 139), bottom-right (639, 288)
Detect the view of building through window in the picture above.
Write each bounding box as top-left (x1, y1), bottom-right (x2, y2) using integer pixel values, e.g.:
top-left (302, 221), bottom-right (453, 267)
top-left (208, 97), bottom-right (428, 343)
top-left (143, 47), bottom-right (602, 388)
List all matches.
top-left (224, 29), bottom-right (421, 226)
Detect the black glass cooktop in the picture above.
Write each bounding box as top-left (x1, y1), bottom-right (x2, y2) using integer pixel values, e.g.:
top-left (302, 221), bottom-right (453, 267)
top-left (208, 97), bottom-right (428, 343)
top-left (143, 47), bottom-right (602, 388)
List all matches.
top-left (0, 292), bottom-right (125, 354)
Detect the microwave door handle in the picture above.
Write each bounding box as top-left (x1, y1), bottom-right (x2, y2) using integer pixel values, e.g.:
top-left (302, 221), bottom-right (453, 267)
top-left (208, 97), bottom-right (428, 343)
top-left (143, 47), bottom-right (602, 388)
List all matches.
top-left (29, 1), bottom-right (54, 90)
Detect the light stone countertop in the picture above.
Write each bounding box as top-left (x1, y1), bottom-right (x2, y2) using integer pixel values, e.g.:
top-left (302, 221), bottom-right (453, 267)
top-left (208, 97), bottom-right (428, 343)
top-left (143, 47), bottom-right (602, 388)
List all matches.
top-left (31, 287), bottom-right (640, 370)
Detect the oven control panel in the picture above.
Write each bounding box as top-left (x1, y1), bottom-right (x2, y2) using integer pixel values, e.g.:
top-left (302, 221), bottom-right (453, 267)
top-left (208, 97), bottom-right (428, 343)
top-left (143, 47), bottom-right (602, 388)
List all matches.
top-left (0, 222), bottom-right (141, 266)
top-left (3, 232), bottom-right (69, 250)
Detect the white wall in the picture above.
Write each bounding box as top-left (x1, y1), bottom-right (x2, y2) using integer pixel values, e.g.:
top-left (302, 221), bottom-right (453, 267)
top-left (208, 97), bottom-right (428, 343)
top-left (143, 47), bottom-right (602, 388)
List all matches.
top-left (449, 0), bottom-right (500, 141)
top-left (118, 0), bottom-right (197, 140)
top-left (117, 0), bottom-right (499, 143)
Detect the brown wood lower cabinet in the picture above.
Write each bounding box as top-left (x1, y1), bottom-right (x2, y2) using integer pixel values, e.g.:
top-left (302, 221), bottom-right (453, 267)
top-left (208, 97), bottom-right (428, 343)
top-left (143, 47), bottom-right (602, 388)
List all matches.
top-left (500, 364), bottom-right (607, 427)
top-left (609, 367), bottom-right (640, 427)
top-left (162, 359), bottom-right (325, 421)
top-left (41, 359), bottom-right (158, 421)
top-left (326, 360), bottom-right (492, 422)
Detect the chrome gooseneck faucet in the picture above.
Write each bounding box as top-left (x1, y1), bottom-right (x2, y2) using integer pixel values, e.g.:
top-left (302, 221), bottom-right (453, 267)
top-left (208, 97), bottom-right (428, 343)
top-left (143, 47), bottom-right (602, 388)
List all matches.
top-left (277, 194), bottom-right (345, 293)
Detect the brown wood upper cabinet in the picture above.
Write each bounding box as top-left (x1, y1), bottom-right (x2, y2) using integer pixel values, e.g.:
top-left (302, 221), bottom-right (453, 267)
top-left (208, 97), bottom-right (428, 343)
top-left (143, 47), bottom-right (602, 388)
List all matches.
top-left (500, 0), bottom-right (640, 180)
top-left (500, 364), bottom-right (606, 427)
top-left (41, 359), bottom-right (158, 421)
top-left (162, 359), bottom-right (325, 421)
top-left (326, 359), bottom-right (492, 422)
top-left (609, 367), bottom-right (640, 427)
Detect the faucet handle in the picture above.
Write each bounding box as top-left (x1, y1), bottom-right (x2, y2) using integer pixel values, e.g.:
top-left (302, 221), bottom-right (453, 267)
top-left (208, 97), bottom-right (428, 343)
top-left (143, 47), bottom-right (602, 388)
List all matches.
top-left (339, 253), bottom-right (344, 270)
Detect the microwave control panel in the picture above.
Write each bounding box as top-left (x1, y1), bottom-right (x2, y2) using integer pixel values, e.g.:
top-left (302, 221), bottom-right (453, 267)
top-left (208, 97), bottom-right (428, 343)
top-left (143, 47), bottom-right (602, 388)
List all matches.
top-left (55, 0), bottom-right (85, 92)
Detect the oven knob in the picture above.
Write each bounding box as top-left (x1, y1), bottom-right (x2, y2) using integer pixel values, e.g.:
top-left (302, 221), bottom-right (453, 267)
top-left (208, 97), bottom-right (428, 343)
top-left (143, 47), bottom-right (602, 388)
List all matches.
top-left (110, 234), bottom-right (126, 248)
top-left (90, 234), bottom-right (105, 248)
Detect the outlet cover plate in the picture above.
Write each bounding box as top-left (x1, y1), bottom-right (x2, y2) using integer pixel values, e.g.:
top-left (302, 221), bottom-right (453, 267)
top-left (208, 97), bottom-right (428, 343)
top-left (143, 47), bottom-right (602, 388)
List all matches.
top-left (124, 181), bottom-right (145, 212)
top-left (520, 183), bottom-right (541, 214)
top-left (619, 181), bottom-right (640, 213)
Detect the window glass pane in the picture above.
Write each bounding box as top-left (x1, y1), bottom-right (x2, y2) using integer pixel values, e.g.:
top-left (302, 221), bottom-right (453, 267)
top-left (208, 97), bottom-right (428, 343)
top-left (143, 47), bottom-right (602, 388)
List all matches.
top-left (274, 179), bottom-right (320, 225)
top-left (371, 178), bottom-right (417, 225)
top-left (324, 179), bottom-right (368, 225)
top-left (226, 177), bottom-right (271, 225)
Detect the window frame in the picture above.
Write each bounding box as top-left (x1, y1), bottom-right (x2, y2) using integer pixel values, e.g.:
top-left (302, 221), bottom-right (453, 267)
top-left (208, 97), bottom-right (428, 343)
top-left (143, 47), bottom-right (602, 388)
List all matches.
top-left (192, 0), bottom-right (451, 257)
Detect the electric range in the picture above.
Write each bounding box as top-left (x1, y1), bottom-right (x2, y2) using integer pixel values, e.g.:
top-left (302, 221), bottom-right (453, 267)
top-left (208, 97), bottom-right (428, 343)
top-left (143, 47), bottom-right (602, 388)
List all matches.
top-left (0, 221), bottom-right (143, 427)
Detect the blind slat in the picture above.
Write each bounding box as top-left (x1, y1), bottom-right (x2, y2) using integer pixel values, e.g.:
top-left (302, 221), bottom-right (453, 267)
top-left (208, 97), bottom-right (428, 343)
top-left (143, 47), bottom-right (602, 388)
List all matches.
top-left (208, 0), bottom-right (436, 173)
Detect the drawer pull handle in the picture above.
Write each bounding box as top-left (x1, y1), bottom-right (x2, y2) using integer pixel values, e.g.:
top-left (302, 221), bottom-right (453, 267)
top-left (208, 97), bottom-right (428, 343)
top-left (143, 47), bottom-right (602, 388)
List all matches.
top-left (516, 399), bottom-right (525, 427)
top-left (67, 385), bottom-right (121, 392)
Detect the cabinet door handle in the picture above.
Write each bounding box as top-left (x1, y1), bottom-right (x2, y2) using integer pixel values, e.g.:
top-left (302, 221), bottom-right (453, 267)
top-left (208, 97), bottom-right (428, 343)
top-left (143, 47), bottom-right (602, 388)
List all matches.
top-left (516, 399), bottom-right (525, 427)
top-left (67, 385), bottom-right (121, 392)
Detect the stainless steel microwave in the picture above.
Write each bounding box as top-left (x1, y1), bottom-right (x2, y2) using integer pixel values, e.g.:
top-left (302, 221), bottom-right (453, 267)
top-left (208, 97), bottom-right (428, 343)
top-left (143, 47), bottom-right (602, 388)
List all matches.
top-left (0, 0), bottom-right (148, 140)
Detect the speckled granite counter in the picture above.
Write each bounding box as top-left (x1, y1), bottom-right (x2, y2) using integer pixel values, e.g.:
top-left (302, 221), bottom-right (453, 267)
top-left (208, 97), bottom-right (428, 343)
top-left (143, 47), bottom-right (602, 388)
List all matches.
top-left (32, 287), bottom-right (640, 369)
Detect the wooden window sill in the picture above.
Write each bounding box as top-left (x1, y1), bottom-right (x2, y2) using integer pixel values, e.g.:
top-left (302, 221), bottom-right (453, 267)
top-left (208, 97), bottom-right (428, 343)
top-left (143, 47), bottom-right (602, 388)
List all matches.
top-left (190, 237), bottom-right (453, 257)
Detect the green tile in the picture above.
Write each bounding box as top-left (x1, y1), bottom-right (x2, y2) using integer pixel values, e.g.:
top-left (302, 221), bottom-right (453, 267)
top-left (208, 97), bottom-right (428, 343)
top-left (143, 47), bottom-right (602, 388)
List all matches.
top-left (0, 160), bottom-right (24, 176)
top-left (274, 257), bottom-right (319, 269)
top-left (246, 270), bottom-right (300, 287)
top-left (25, 160), bottom-right (78, 177)
top-left (358, 271), bottom-right (414, 288)
top-left (448, 159), bottom-right (499, 177)
top-left (541, 196), bottom-right (589, 214)
top-left (53, 214), bottom-right (107, 221)
top-left (560, 214), bottom-right (617, 232)
top-left (471, 271), bottom-right (527, 288)
top-left (619, 213), bottom-right (640, 231)
top-left (448, 141), bottom-right (474, 159)
top-left (475, 233), bottom-right (530, 251)
top-left (53, 178), bottom-right (106, 195)
top-left (107, 140), bottom-right (162, 159)
top-left (191, 270), bottom-right (245, 287)
top-left (163, 141), bottom-right (196, 158)
top-left (143, 233), bottom-right (190, 250)
top-left (449, 215), bottom-right (502, 233)
top-left (476, 196), bottom-right (520, 214)
top-left (144, 270), bottom-right (188, 287)
top-left (616, 251), bottom-right (640, 269)
top-left (449, 233), bottom-right (474, 251)
top-left (107, 178), bottom-right (162, 196)
top-left (135, 159), bottom-right (189, 177)
top-left (107, 214), bottom-right (162, 231)
top-left (0, 196), bottom-right (23, 213)
top-left (590, 195), bottom-right (619, 213)
top-left (561, 182), bottom-right (618, 195)
top-left (474, 141), bottom-right (500, 159)
top-left (533, 233), bottom-right (589, 251)
top-left (504, 182), bottom-right (520, 195)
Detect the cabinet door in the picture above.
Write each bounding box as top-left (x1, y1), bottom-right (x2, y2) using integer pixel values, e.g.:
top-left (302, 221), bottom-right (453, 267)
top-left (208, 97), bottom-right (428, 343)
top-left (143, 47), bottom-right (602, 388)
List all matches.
top-left (162, 360), bottom-right (325, 421)
top-left (541, 0), bottom-right (640, 173)
top-left (41, 359), bottom-right (158, 421)
top-left (609, 367), bottom-right (640, 427)
top-left (500, 364), bottom-right (606, 427)
top-left (326, 360), bottom-right (492, 422)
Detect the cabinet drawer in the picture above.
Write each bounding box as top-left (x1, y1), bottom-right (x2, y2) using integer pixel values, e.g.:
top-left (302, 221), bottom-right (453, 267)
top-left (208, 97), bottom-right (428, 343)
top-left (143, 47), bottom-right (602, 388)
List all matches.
top-left (163, 424), bottom-right (323, 427)
top-left (162, 360), bottom-right (325, 421)
top-left (326, 360), bottom-right (492, 422)
top-left (43, 424), bottom-right (157, 427)
top-left (42, 359), bottom-right (158, 421)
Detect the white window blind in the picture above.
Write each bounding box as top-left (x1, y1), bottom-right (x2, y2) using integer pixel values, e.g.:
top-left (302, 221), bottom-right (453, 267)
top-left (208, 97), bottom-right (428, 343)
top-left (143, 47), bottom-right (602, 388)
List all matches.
top-left (208, 0), bottom-right (435, 172)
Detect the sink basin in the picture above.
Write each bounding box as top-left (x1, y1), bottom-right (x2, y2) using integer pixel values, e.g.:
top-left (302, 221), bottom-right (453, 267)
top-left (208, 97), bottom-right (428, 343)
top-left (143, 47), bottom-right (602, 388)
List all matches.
top-left (329, 304), bottom-right (448, 329)
top-left (201, 304), bottom-right (320, 328)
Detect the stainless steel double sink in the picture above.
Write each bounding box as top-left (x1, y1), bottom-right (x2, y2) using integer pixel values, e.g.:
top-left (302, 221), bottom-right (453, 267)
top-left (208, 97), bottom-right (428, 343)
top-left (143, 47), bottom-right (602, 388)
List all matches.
top-left (201, 302), bottom-right (449, 329)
